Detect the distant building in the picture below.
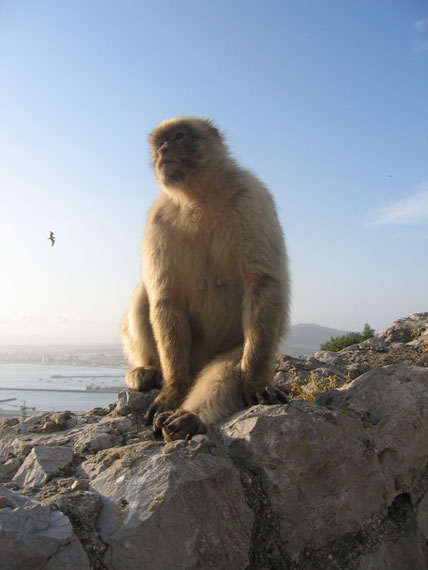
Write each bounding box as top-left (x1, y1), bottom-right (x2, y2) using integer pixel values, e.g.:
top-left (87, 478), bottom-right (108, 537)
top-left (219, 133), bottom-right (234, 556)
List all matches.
top-left (42, 353), bottom-right (48, 365)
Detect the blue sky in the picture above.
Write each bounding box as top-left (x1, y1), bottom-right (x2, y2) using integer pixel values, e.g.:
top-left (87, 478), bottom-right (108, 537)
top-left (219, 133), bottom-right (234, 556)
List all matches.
top-left (0, 0), bottom-right (427, 344)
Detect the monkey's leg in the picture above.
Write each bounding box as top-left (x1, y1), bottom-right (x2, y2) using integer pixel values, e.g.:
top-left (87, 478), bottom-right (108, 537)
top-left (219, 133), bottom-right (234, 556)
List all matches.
top-left (159, 384), bottom-right (288, 441)
top-left (185, 351), bottom-right (288, 420)
top-left (122, 283), bottom-right (162, 391)
top-left (153, 410), bottom-right (207, 441)
top-left (157, 347), bottom-right (244, 441)
top-left (159, 346), bottom-right (288, 441)
top-left (242, 385), bottom-right (289, 407)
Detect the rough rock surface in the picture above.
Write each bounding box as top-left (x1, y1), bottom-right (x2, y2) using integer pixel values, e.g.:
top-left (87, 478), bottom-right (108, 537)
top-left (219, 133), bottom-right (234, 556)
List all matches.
top-left (80, 440), bottom-right (254, 569)
top-left (0, 485), bottom-right (90, 570)
top-left (13, 444), bottom-right (74, 488)
top-left (0, 313), bottom-right (427, 569)
top-left (274, 311), bottom-right (428, 397)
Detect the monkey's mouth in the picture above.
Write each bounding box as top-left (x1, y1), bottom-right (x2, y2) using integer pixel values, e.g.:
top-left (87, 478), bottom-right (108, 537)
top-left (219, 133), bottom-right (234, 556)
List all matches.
top-left (159, 159), bottom-right (179, 169)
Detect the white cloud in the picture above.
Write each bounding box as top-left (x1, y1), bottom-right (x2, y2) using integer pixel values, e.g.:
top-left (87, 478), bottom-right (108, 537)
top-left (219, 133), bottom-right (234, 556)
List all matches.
top-left (413, 18), bottom-right (428, 53)
top-left (366, 183), bottom-right (428, 227)
top-left (414, 18), bottom-right (427, 30)
top-left (415, 42), bottom-right (428, 53)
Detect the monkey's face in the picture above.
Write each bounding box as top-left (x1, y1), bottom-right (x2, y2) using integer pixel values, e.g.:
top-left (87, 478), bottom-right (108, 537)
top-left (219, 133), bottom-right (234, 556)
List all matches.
top-left (152, 128), bottom-right (196, 185)
top-left (150, 118), bottom-right (223, 189)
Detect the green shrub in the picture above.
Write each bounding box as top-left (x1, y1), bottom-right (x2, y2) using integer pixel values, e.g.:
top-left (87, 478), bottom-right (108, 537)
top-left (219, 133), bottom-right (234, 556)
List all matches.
top-left (320, 323), bottom-right (375, 352)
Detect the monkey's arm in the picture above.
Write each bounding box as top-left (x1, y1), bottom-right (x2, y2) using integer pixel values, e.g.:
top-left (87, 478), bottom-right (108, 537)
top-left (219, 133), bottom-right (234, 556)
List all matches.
top-left (122, 281), bottom-right (156, 366)
top-left (236, 192), bottom-right (288, 400)
top-left (239, 263), bottom-right (285, 394)
top-left (141, 205), bottom-right (194, 421)
top-left (150, 295), bottom-right (192, 390)
top-left (144, 294), bottom-right (192, 424)
top-left (145, 218), bottom-right (192, 391)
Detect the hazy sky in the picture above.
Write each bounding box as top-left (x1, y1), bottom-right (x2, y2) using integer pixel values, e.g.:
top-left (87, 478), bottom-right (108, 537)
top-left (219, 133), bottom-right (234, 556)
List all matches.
top-left (1, 0), bottom-right (427, 345)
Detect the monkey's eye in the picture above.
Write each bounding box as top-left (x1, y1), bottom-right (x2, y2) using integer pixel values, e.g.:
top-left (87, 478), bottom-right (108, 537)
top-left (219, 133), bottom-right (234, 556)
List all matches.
top-left (174, 131), bottom-right (185, 142)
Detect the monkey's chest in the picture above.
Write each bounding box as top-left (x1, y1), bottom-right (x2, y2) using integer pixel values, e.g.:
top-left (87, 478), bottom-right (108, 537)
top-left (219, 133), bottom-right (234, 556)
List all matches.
top-left (186, 272), bottom-right (241, 300)
top-left (184, 254), bottom-right (243, 340)
top-left (170, 230), bottom-right (240, 294)
top-left (183, 239), bottom-right (241, 292)
top-left (153, 223), bottom-right (243, 321)
top-left (185, 272), bottom-right (243, 347)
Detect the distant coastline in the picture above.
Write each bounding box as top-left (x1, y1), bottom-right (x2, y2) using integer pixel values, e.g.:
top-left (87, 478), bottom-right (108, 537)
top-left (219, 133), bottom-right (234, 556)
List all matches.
top-left (0, 363), bottom-right (126, 416)
top-left (0, 344), bottom-right (128, 368)
top-left (0, 386), bottom-right (122, 393)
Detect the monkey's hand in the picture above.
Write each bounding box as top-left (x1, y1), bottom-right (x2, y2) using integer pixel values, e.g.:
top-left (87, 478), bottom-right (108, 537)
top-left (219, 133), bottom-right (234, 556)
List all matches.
top-left (144, 386), bottom-right (186, 426)
top-left (154, 409), bottom-right (207, 442)
top-left (242, 385), bottom-right (289, 408)
top-left (125, 366), bottom-right (162, 391)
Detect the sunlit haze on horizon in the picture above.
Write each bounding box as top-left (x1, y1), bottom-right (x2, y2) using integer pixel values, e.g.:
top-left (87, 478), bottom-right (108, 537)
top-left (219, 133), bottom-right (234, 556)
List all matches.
top-left (1, 0), bottom-right (427, 345)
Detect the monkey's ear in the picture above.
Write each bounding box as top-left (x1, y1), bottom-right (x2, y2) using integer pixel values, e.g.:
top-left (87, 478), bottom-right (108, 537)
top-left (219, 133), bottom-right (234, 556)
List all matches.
top-left (203, 118), bottom-right (221, 140)
top-left (211, 127), bottom-right (220, 139)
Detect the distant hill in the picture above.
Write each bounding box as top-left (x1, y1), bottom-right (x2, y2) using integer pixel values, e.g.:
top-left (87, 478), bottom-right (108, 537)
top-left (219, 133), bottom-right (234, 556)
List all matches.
top-left (279, 323), bottom-right (350, 357)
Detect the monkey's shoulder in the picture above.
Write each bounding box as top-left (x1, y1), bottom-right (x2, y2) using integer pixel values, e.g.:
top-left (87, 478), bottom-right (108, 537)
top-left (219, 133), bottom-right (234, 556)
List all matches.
top-left (146, 197), bottom-right (178, 227)
top-left (227, 170), bottom-right (277, 212)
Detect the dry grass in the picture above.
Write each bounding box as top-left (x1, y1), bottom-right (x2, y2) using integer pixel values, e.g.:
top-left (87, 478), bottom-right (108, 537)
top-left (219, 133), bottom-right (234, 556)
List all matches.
top-left (289, 373), bottom-right (351, 403)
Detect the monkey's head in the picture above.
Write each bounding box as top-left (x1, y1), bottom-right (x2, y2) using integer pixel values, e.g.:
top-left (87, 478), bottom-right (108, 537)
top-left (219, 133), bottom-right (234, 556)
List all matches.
top-left (149, 117), bottom-right (226, 192)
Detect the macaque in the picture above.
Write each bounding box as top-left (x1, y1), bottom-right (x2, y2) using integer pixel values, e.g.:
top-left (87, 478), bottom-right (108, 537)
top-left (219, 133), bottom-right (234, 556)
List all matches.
top-left (121, 116), bottom-right (289, 440)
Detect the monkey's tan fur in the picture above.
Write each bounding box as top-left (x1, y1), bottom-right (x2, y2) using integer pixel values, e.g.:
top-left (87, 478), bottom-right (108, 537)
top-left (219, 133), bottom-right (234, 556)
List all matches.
top-left (121, 117), bottom-right (289, 440)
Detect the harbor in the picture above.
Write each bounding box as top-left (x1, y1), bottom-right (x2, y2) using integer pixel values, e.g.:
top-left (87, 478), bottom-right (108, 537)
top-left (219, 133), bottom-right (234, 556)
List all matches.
top-left (0, 363), bottom-right (126, 416)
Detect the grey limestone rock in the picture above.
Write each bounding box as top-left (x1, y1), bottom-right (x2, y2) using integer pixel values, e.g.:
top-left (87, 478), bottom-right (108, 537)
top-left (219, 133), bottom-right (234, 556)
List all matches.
top-left (0, 457), bottom-right (22, 482)
top-left (114, 387), bottom-right (157, 415)
top-left (275, 312), bottom-right (428, 396)
top-left (316, 364), bottom-right (428, 501)
top-left (79, 441), bottom-right (254, 570)
top-left (12, 445), bottom-right (74, 488)
top-left (1, 313), bottom-right (428, 569)
top-left (0, 485), bottom-right (90, 570)
top-left (72, 418), bottom-right (126, 454)
top-left (379, 312), bottom-right (428, 344)
top-left (29, 411), bottom-right (78, 433)
top-left (357, 531), bottom-right (427, 570)
top-left (219, 402), bottom-right (387, 561)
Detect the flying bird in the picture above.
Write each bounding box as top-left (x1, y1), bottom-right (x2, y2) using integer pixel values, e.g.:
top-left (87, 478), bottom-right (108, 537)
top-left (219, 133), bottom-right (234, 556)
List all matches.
top-left (48, 231), bottom-right (55, 247)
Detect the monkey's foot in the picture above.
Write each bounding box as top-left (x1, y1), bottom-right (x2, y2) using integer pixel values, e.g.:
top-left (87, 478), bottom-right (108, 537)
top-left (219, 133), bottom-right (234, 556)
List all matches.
top-left (244, 385), bottom-right (289, 407)
top-left (125, 366), bottom-right (162, 391)
top-left (154, 410), bottom-right (207, 442)
top-left (144, 387), bottom-right (185, 426)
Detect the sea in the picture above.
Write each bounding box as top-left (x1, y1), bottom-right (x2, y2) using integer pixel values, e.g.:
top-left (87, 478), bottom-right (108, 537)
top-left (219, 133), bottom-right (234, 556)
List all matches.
top-left (0, 363), bottom-right (127, 414)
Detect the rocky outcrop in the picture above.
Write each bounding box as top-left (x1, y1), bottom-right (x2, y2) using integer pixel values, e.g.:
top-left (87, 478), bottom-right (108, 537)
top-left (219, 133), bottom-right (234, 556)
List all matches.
top-left (275, 312), bottom-right (428, 397)
top-left (0, 485), bottom-right (90, 570)
top-left (1, 313), bottom-right (427, 569)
